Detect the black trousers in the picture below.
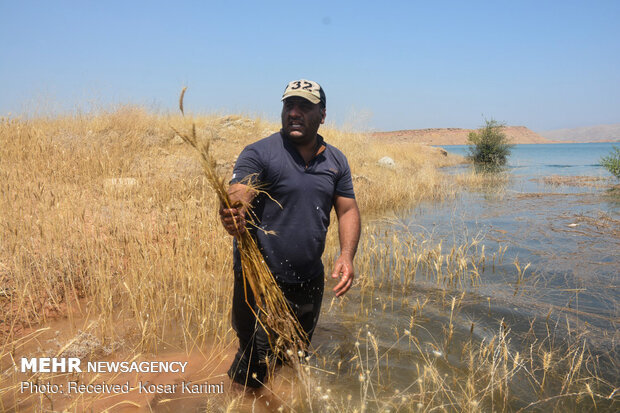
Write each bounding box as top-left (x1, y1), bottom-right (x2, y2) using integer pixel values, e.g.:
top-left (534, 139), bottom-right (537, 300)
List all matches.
top-left (228, 272), bottom-right (324, 388)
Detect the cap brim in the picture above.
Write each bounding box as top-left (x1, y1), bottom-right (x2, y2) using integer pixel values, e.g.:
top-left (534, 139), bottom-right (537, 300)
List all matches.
top-left (281, 90), bottom-right (321, 104)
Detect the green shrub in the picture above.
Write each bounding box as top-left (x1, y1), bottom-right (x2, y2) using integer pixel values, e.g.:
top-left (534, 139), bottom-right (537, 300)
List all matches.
top-left (600, 146), bottom-right (620, 179)
top-left (467, 119), bottom-right (513, 168)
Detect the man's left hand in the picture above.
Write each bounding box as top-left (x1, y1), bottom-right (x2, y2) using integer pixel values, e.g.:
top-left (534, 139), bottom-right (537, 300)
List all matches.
top-left (331, 255), bottom-right (355, 297)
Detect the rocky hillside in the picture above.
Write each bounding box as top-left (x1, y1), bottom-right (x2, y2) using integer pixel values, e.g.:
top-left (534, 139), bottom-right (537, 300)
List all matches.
top-left (372, 126), bottom-right (551, 145)
top-left (539, 124), bottom-right (620, 142)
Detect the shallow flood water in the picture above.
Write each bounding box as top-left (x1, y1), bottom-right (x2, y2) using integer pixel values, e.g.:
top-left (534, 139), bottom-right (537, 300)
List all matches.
top-left (313, 143), bottom-right (619, 411)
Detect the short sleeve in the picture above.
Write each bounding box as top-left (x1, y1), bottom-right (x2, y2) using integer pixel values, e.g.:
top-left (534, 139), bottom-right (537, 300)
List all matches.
top-left (335, 156), bottom-right (355, 199)
top-left (230, 145), bottom-right (265, 185)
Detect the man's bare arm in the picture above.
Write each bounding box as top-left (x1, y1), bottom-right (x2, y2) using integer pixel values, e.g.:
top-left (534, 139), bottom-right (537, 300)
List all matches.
top-left (331, 195), bottom-right (361, 297)
top-left (219, 183), bottom-right (257, 236)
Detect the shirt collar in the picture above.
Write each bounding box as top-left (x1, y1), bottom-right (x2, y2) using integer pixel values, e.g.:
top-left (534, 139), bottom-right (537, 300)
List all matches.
top-left (280, 131), bottom-right (327, 157)
top-left (315, 134), bottom-right (326, 156)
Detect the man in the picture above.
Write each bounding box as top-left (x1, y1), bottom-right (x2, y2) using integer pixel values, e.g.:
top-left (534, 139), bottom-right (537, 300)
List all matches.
top-left (219, 79), bottom-right (361, 389)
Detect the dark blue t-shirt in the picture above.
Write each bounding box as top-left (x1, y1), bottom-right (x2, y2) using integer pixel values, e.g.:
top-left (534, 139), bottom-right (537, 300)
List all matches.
top-left (230, 132), bottom-right (355, 283)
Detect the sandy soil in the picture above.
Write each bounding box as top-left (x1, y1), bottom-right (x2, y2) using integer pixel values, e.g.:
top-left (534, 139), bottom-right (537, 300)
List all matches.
top-left (2, 307), bottom-right (298, 412)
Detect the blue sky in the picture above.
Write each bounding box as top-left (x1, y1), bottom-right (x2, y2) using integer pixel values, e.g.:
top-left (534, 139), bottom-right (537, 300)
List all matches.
top-left (1, 0), bottom-right (618, 131)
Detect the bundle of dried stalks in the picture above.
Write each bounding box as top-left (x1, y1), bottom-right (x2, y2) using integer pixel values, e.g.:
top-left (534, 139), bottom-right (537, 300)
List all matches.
top-left (172, 88), bottom-right (308, 363)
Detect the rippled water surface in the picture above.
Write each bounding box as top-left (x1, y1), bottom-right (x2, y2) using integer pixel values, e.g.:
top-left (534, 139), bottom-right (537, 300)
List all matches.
top-left (314, 143), bottom-right (619, 411)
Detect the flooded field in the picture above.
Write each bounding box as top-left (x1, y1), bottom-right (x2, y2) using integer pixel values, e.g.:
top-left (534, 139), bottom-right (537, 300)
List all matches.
top-left (313, 143), bottom-right (619, 411)
top-left (2, 115), bottom-right (618, 412)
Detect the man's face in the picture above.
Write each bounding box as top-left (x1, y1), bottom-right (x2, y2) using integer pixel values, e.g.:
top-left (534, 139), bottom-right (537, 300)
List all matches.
top-left (281, 97), bottom-right (326, 144)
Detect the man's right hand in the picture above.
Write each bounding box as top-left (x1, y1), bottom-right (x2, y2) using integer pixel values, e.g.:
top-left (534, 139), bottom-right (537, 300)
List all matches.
top-left (219, 206), bottom-right (246, 236)
top-left (220, 184), bottom-right (256, 237)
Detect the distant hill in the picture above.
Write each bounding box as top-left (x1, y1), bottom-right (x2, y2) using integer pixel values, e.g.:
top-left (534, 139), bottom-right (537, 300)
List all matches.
top-left (539, 124), bottom-right (620, 142)
top-left (372, 126), bottom-right (551, 145)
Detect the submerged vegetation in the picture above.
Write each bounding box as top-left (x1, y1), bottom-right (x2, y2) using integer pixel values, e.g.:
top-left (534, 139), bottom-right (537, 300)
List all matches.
top-left (0, 107), bottom-right (617, 411)
top-left (467, 119), bottom-right (514, 169)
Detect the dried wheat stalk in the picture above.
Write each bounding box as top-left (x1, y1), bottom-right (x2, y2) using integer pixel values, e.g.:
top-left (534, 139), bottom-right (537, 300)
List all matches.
top-left (172, 88), bottom-right (308, 362)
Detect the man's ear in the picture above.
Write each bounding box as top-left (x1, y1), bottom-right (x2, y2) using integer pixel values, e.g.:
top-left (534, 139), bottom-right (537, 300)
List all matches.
top-left (320, 108), bottom-right (326, 124)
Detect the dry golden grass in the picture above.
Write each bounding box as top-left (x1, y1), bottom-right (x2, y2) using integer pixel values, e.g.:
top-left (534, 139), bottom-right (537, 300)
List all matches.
top-left (323, 128), bottom-right (464, 216)
top-left (0, 106), bottom-right (616, 411)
